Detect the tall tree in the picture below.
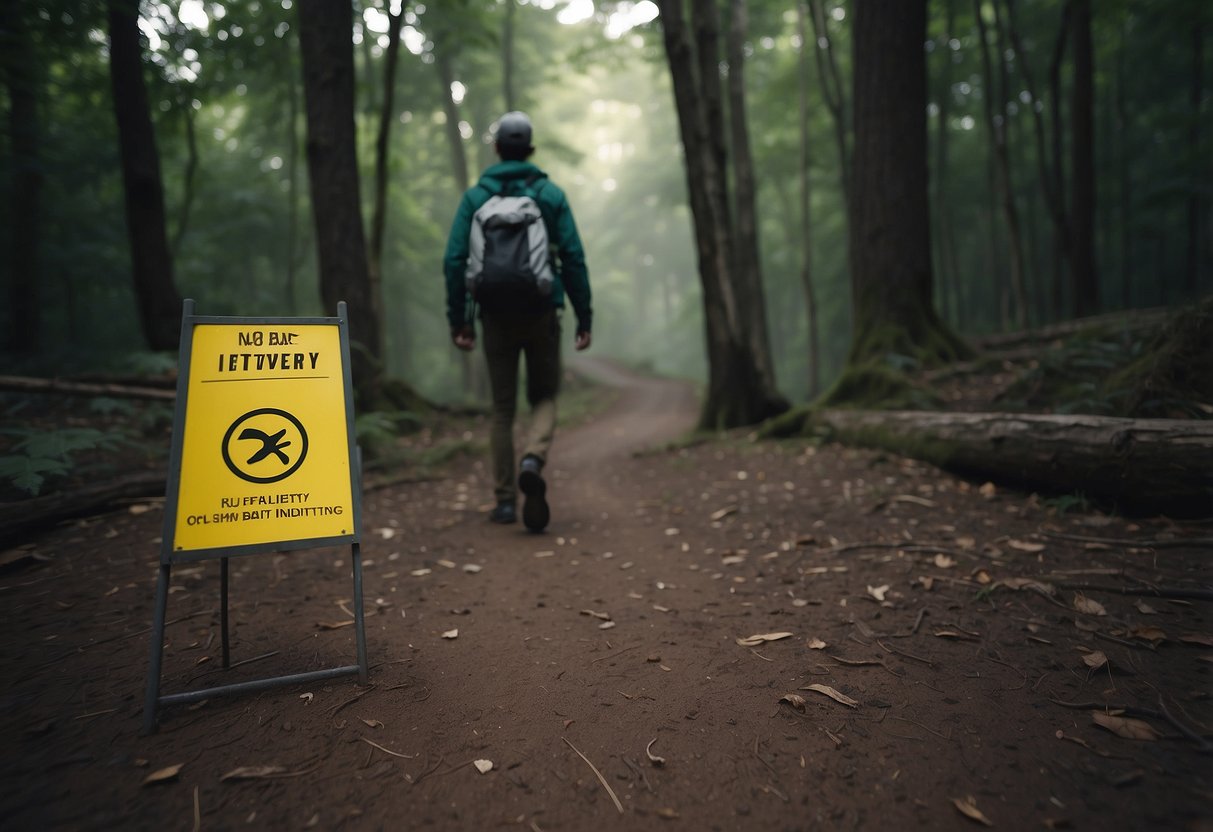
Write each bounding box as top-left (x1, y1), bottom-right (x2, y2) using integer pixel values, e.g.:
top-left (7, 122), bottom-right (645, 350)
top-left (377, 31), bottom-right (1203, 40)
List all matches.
top-left (845, 0), bottom-right (966, 368)
top-left (726, 0), bottom-right (780, 391)
top-left (107, 0), bottom-right (182, 351)
top-left (368, 2), bottom-right (406, 358)
top-left (974, 0), bottom-right (1027, 329)
top-left (656, 0), bottom-right (787, 428)
top-left (807, 0), bottom-right (850, 210)
top-left (297, 0), bottom-right (382, 400)
top-left (795, 2), bottom-right (820, 397)
top-left (1069, 0), bottom-right (1098, 316)
top-left (1, 1), bottom-right (42, 355)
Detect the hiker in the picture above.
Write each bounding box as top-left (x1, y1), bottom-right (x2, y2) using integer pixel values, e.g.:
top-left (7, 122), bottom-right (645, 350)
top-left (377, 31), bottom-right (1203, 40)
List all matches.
top-left (443, 111), bottom-right (593, 532)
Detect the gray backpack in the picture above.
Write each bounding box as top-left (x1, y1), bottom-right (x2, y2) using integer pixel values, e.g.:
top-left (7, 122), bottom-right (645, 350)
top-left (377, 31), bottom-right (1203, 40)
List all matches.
top-left (465, 178), bottom-right (554, 310)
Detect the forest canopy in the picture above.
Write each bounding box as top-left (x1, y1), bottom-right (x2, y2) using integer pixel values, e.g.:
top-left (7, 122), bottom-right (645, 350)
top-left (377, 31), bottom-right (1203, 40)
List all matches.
top-left (2, 0), bottom-right (1209, 407)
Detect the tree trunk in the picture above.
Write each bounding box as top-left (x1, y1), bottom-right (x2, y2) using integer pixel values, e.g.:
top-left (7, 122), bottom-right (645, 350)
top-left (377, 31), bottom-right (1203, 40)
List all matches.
top-left (931, 0), bottom-right (959, 326)
top-left (1, 0), bottom-right (41, 355)
top-left (726, 0), bottom-right (780, 393)
top-left (368, 4), bottom-right (405, 360)
top-left (296, 0), bottom-right (382, 402)
top-left (1186, 21), bottom-right (1206, 299)
top-left (808, 0), bottom-right (850, 211)
top-left (1069, 0), bottom-right (1098, 316)
top-left (656, 0), bottom-right (787, 428)
top-left (975, 0), bottom-right (1028, 329)
top-left (434, 47), bottom-right (470, 194)
top-left (107, 0), bottom-right (182, 351)
top-left (809, 409), bottom-right (1213, 518)
top-left (169, 101), bottom-right (198, 259)
top-left (503, 0), bottom-right (516, 112)
top-left (796, 2), bottom-right (820, 398)
top-left (847, 0), bottom-right (965, 367)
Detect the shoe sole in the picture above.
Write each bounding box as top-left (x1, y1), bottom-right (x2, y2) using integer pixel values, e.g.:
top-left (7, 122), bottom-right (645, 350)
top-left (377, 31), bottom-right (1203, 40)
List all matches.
top-left (518, 470), bottom-right (549, 532)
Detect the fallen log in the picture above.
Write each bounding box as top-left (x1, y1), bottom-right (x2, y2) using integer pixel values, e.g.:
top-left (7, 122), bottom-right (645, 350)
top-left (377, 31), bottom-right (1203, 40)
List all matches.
top-left (967, 307), bottom-right (1170, 352)
top-left (0, 471), bottom-right (166, 548)
top-left (809, 410), bottom-right (1213, 517)
top-left (0, 374), bottom-right (175, 401)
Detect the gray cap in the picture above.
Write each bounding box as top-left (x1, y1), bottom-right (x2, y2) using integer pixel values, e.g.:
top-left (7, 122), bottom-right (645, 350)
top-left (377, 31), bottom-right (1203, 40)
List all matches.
top-left (495, 111), bottom-right (533, 149)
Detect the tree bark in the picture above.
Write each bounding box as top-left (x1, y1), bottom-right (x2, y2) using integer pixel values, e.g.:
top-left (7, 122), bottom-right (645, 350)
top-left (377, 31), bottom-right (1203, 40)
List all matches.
top-left (296, 0), bottom-right (382, 401)
top-left (807, 0), bottom-right (850, 210)
top-left (1069, 0), bottom-right (1098, 316)
top-left (1, 0), bottom-right (41, 355)
top-left (846, 0), bottom-right (965, 367)
top-left (931, 0), bottom-right (959, 326)
top-left (808, 409), bottom-right (1213, 518)
top-left (975, 0), bottom-right (1028, 329)
top-left (368, 3), bottom-right (405, 359)
top-left (107, 0), bottom-right (183, 351)
top-left (503, 0), bottom-right (516, 112)
top-left (656, 0), bottom-right (787, 428)
top-left (796, 2), bottom-right (820, 398)
top-left (727, 0), bottom-right (780, 393)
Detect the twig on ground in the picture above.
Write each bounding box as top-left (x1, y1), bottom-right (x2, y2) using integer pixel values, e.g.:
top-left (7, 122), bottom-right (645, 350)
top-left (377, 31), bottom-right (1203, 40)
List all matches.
top-left (1157, 696), bottom-right (1213, 755)
top-left (589, 644), bottom-right (640, 664)
top-left (562, 737), bottom-right (624, 814)
top-left (360, 736), bottom-right (413, 759)
top-left (1041, 532), bottom-right (1213, 550)
top-left (329, 684), bottom-right (376, 717)
top-left (877, 638), bottom-right (934, 667)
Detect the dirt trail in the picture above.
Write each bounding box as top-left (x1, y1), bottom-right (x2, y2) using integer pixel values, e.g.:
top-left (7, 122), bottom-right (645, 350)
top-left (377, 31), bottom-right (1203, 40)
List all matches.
top-left (0, 362), bottom-right (1209, 830)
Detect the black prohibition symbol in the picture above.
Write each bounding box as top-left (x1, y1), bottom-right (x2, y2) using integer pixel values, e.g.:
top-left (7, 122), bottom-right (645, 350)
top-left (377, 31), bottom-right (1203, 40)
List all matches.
top-left (222, 408), bottom-right (309, 484)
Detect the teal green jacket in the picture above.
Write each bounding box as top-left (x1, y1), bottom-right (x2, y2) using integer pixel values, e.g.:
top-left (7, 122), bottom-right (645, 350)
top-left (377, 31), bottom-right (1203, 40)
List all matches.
top-left (443, 160), bottom-right (592, 333)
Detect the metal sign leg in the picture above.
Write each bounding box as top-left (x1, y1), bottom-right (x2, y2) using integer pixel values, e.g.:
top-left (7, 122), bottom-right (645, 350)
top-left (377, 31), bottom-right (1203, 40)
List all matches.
top-left (220, 556), bottom-right (231, 668)
top-left (352, 543), bottom-right (368, 684)
top-left (142, 563), bottom-right (172, 735)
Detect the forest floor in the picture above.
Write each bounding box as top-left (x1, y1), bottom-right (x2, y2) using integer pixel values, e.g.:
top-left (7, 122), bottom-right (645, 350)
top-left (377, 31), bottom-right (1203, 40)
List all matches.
top-left (1, 355), bottom-right (1211, 831)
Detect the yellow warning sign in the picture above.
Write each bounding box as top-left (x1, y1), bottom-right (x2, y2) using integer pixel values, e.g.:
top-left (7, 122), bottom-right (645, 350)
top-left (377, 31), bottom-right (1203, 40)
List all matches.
top-left (171, 322), bottom-right (355, 552)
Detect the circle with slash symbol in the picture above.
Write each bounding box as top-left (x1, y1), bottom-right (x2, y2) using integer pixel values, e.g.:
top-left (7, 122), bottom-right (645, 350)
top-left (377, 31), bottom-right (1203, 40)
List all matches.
top-left (221, 408), bottom-right (309, 484)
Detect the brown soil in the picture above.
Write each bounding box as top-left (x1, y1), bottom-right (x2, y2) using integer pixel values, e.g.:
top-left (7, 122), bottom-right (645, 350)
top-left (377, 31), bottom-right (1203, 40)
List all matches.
top-left (1, 358), bottom-right (1211, 830)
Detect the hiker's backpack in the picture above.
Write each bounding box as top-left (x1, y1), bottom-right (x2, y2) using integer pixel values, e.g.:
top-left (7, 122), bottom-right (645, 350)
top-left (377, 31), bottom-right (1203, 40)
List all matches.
top-left (465, 177), bottom-right (554, 310)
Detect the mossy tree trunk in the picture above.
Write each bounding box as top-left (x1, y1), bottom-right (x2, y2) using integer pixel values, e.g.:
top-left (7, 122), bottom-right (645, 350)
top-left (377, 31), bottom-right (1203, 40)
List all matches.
top-left (656, 0), bottom-right (788, 429)
top-left (846, 0), bottom-right (967, 370)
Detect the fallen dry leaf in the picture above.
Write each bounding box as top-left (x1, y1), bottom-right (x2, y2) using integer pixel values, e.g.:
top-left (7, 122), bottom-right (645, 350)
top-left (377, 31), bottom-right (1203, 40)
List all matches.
top-left (1128, 626), bottom-right (1166, 643)
top-left (299, 692), bottom-right (313, 704)
top-left (580, 609), bottom-right (611, 621)
top-left (1091, 711), bottom-right (1159, 741)
top-left (978, 482), bottom-right (997, 499)
top-left (973, 569), bottom-right (992, 585)
top-left (951, 795), bottom-right (993, 826)
top-left (1178, 633), bottom-right (1213, 647)
top-left (736, 632), bottom-right (793, 647)
top-left (462, 563), bottom-right (483, 574)
top-left (410, 568), bottom-right (431, 576)
top-left (867, 584), bottom-right (890, 602)
top-left (710, 506), bottom-right (738, 521)
top-left (441, 629), bottom-right (459, 639)
top-left (807, 638), bottom-right (827, 650)
top-left (1134, 600), bottom-right (1157, 615)
top-left (933, 554), bottom-right (957, 569)
top-left (473, 759), bottom-right (493, 774)
top-left (599, 621), bottom-right (617, 630)
top-left (799, 683), bottom-right (859, 709)
top-left (780, 693), bottom-right (807, 712)
top-left (1073, 594), bottom-right (1107, 616)
top-left (360, 718), bottom-right (383, 728)
top-left (656, 808), bottom-right (680, 819)
top-left (1081, 650), bottom-right (1108, 670)
top-left (142, 764), bottom-right (183, 786)
top-left (1007, 539), bottom-right (1045, 553)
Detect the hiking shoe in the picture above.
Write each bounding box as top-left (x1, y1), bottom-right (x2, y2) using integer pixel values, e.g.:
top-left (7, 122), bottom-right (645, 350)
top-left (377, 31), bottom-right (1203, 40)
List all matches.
top-left (489, 501), bottom-right (517, 524)
top-left (518, 456), bottom-right (549, 532)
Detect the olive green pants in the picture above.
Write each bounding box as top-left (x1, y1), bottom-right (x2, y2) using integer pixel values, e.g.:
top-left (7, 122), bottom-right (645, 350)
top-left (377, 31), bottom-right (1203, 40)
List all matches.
top-left (481, 307), bottom-right (561, 503)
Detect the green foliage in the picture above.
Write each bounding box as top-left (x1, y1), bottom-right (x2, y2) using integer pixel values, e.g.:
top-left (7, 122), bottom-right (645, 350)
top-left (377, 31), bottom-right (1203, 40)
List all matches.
top-left (0, 427), bottom-right (125, 496)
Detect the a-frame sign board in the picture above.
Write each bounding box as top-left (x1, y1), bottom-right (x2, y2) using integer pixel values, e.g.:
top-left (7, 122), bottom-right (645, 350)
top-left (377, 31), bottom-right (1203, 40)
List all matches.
top-left (143, 300), bottom-right (367, 733)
